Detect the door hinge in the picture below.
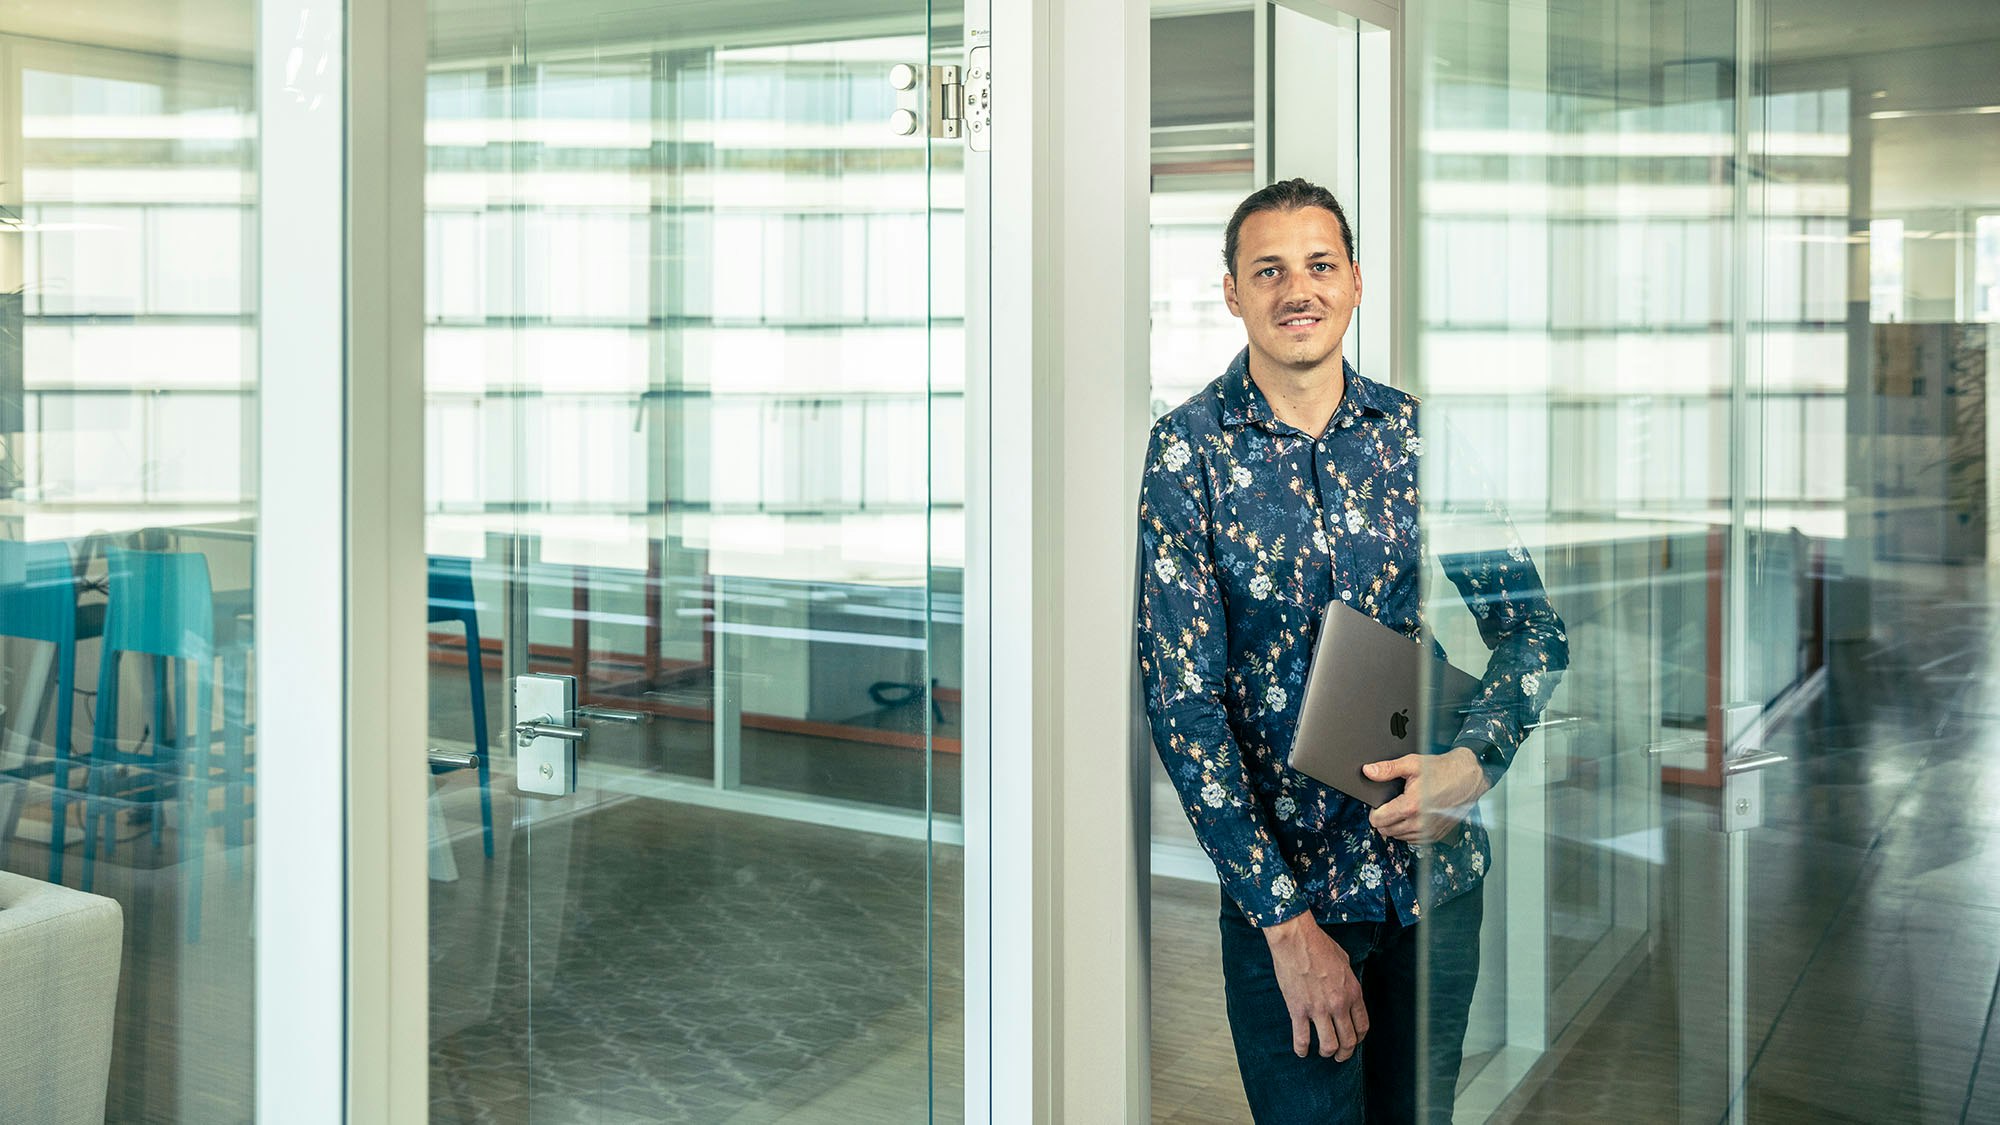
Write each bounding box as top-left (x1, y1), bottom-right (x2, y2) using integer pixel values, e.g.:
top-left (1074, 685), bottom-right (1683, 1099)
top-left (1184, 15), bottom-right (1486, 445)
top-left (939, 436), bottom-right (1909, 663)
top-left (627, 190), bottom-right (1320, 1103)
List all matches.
top-left (915, 45), bottom-right (990, 150)
top-left (888, 39), bottom-right (990, 149)
top-left (929, 64), bottom-right (964, 139)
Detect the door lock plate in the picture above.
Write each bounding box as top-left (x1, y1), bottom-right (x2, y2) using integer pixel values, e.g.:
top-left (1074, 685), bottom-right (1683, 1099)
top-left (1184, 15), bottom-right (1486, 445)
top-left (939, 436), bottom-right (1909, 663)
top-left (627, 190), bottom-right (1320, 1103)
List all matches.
top-left (1723, 765), bottom-right (1763, 831)
top-left (514, 673), bottom-right (579, 797)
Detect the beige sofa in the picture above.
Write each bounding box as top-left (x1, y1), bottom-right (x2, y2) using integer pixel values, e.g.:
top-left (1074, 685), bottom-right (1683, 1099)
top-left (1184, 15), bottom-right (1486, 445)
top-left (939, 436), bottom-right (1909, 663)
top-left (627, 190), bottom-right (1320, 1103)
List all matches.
top-left (0, 871), bottom-right (122, 1124)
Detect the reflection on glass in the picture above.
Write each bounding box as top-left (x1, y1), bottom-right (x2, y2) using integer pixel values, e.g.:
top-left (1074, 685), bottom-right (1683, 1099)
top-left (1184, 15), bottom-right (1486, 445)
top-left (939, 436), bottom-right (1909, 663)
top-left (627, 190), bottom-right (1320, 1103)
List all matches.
top-left (1143, 9), bottom-right (1258, 1122)
top-left (1413, 2), bottom-right (2000, 1123)
top-left (0, 12), bottom-right (258, 1122)
top-left (422, 7), bottom-right (960, 1121)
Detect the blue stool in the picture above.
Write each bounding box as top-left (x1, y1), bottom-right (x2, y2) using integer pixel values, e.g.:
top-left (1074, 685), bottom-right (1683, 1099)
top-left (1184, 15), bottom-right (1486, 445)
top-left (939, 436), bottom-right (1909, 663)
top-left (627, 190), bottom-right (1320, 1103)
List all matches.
top-left (429, 556), bottom-right (493, 857)
top-left (87, 548), bottom-right (250, 942)
top-left (0, 540), bottom-right (83, 884)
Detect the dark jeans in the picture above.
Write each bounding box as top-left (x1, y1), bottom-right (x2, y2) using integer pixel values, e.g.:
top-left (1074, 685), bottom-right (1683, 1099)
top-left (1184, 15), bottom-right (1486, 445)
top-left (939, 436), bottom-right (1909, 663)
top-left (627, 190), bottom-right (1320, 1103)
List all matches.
top-left (1218, 883), bottom-right (1484, 1125)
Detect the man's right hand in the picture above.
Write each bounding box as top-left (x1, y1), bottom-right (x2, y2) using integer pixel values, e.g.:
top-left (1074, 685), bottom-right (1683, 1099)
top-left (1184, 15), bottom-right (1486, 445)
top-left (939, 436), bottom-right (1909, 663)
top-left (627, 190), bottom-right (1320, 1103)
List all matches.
top-left (1262, 912), bottom-right (1368, 1061)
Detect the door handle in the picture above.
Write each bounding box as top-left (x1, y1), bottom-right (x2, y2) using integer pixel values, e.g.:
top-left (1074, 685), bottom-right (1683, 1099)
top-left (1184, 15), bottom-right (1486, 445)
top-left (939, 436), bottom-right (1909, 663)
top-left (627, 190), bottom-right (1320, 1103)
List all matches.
top-left (514, 673), bottom-right (581, 797)
top-left (1723, 750), bottom-right (1786, 832)
top-left (428, 748), bottom-right (479, 771)
top-left (1724, 750), bottom-right (1787, 775)
top-left (514, 719), bottom-right (585, 745)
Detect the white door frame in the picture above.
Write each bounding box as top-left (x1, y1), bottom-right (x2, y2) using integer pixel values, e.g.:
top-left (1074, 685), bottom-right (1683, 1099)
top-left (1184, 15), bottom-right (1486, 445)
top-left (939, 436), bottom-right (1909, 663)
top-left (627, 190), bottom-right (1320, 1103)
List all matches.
top-left (975, 0), bottom-right (1152, 1119)
top-left (256, 0), bottom-right (431, 1119)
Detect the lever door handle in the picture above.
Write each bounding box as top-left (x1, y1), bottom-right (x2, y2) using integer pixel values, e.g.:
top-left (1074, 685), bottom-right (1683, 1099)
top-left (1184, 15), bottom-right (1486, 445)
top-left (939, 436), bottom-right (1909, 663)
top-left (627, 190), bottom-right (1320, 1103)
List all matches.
top-left (515, 719), bottom-right (586, 744)
top-left (514, 673), bottom-right (581, 797)
top-left (1724, 750), bottom-right (1787, 775)
top-left (428, 748), bottom-right (479, 771)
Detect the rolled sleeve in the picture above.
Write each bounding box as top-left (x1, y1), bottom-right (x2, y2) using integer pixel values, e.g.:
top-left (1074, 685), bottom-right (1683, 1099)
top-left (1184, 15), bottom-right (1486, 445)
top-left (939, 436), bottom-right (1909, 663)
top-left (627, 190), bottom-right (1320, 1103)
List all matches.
top-left (1436, 499), bottom-right (1569, 785)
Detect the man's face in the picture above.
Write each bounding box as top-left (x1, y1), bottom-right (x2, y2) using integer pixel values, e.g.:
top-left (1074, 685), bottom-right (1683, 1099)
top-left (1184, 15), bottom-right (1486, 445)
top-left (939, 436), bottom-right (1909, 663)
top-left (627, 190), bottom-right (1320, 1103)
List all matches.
top-left (1222, 206), bottom-right (1362, 375)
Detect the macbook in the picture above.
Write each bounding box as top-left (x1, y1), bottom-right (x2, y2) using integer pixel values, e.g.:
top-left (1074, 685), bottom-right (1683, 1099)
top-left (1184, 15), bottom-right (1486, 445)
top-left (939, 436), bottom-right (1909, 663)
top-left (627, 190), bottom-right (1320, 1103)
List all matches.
top-left (1287, 599), bottom-right (1484, 808)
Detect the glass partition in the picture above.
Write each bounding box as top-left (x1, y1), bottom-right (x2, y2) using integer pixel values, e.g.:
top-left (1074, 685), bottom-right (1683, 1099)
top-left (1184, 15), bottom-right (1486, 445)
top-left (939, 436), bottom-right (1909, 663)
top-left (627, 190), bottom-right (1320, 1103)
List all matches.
top-left (422, 2), bottom-right (964, 1120)
top-left (1144, 0), bottom-right (2000, 1120)
top-left (1414, 0), bottom-right (2000, 1121)
top-left (0, 11), bottom-right (260, 1120)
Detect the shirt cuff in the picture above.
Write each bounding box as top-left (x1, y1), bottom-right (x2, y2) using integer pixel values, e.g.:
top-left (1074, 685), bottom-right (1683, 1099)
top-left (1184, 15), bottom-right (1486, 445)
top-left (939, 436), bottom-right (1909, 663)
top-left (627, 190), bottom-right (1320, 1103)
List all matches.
top-left (1226, 870), bottom-right (1314, 929)
top-left (1242, 895), bottom-right (1315, 930)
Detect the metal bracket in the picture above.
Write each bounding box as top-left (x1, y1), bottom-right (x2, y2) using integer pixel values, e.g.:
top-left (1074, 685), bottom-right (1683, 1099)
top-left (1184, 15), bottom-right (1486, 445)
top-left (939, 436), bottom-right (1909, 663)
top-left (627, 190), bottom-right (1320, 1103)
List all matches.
top-left (964, 42), bottom-right (991, 152)
top-left (900, 36), bottom-right (988, 150)
top-left (1720, 702), bottom-right (1786, 832)
top-left (928, 64), bottom-right (963, 139)
top-left (514, 673), bottom-right (581, 797)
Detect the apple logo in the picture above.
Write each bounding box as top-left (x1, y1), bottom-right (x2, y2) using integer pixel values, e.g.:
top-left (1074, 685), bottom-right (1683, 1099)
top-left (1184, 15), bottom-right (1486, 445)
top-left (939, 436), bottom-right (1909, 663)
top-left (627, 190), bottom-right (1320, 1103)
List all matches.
top-left (1389, 709), bottom-right (1411, 739)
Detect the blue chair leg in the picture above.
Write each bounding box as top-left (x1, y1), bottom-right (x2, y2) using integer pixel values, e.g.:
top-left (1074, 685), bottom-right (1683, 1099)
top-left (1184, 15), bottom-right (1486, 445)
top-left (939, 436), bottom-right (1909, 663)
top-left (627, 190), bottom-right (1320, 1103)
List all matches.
top-left (47, 638), bottom-right (75, 886)
top-left (185, 663), bottom-right (213, 945)
top-left (155, 655), bottom-right (181, 850)
top-left (223, 650), bottom-right (247, 879)
top-left (464, 618), bottom-right (494, 858)
top-left (83, 647), bottom-right (121, 894)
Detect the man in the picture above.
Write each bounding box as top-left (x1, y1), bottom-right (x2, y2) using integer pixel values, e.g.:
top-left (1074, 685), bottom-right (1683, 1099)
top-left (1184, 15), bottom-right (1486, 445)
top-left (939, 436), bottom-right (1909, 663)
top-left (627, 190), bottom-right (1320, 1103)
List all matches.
top-left (1136, 178), bottom-right (1568, 1124)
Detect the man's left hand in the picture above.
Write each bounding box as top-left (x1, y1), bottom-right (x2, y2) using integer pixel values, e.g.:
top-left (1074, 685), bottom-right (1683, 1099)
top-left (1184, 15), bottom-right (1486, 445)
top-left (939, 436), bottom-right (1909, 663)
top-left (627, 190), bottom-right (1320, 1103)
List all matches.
top-left (1364, 747), bottom-right (1490, 844)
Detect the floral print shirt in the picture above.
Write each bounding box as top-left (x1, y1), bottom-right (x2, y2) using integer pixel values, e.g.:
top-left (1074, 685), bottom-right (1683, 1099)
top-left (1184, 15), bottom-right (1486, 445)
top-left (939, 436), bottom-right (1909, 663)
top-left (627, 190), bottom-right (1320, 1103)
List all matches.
top-left (1137, 349), bottom-right (1568, 928)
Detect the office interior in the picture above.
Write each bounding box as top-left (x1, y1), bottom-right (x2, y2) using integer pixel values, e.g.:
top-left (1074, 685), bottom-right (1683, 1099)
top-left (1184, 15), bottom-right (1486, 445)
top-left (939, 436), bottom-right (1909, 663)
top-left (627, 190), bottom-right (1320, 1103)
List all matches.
top-left (0, 0), bottom-right (1997, 1121)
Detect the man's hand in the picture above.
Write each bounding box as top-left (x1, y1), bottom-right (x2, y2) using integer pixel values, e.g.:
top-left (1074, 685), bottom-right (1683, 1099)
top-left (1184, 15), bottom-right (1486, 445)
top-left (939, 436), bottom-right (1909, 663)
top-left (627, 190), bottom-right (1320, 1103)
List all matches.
top-left (1263, 913), bottom-right (1368, 1061)
top-left (1364, 746), bottom-right (1490, 844)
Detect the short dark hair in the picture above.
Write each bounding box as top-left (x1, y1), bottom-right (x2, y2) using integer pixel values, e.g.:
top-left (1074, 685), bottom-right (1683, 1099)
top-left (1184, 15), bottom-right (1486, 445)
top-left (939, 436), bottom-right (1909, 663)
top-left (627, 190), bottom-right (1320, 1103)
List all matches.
top-left (1222, 178), bottom-right (1355, 276)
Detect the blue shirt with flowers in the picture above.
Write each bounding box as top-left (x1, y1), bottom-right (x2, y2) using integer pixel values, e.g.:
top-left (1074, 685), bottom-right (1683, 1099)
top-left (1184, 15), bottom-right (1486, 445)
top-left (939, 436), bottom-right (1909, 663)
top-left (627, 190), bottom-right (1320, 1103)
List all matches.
top-left (1137, 348), bottom-right (1568, 928)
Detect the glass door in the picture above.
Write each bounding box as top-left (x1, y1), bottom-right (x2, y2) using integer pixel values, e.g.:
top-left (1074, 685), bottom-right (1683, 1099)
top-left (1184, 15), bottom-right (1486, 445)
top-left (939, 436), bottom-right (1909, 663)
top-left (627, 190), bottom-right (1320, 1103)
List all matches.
top-left (1412, 0), bottom-right (2000, 1121)
top-left (421, 2), bottom-right (966, 1120)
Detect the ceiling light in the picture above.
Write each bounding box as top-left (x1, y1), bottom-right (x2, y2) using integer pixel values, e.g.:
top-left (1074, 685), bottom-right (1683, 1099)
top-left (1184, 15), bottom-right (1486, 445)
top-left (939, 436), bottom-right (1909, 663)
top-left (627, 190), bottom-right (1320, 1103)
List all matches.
top-left (1869, 104), bottom-right (2000, 120)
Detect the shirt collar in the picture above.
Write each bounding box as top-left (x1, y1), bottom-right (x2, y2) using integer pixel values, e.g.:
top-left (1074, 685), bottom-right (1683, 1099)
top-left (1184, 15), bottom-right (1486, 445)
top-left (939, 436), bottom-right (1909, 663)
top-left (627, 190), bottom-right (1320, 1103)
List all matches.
top-left (1217, 347), bottom-right (1391, 432)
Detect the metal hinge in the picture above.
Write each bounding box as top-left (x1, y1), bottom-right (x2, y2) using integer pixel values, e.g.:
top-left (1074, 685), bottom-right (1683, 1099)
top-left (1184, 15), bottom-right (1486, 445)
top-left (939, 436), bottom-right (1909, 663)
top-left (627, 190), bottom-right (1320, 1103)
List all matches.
top-left (929, 64), bottom-right (965, 139)
top-left (888, 37), bottom-right (990, 151)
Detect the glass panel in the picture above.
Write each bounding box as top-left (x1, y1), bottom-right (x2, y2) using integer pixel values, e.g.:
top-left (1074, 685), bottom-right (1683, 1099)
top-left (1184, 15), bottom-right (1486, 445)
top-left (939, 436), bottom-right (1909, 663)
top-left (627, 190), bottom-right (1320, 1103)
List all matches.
top-left (1142, 4), bottom-right (1383, 1120)
top-left (423, 2), bottom-right (961, 1120)
top-left (0, 14), bottom-right (259, 1121)
top-left (1414, 1), bottom-right (2000, 1122)
top-left (1143, 8), bottom-right (1261, 1120)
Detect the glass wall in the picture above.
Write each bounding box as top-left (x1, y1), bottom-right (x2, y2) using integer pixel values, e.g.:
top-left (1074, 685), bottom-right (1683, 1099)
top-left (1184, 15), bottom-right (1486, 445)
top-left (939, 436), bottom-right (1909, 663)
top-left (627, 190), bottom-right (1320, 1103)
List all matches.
top-left (421, 2), bottom-right (963, 1120)
top-left (1143, 1), bottom-right (2000, 1121)
top-left (0, 9), bottom-right (259, 1121)
top-left (1414, 1), bottom-right (2000, 1121)
top-left (1145, 12), bottom-right (1258, 1117)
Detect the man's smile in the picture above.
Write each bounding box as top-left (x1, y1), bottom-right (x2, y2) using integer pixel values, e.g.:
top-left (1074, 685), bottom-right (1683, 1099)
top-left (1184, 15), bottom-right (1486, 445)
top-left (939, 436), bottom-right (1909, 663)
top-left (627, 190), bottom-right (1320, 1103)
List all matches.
top-left (1278, 314), bottom-right (1322, 333)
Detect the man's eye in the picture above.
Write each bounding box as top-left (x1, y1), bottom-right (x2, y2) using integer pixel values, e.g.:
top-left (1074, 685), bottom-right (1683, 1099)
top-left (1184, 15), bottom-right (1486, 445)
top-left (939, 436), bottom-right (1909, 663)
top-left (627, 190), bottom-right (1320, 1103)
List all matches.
top-left (1312, 262), bottom-right (1332, 272)
top-left (1258, 267), bottom-right (1278, 278)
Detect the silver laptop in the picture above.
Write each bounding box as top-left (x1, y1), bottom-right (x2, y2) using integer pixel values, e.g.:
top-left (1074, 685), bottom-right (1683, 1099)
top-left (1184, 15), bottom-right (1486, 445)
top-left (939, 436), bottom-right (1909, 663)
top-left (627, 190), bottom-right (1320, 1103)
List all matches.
top-left (1287, 599), bottom-right (1484, 808)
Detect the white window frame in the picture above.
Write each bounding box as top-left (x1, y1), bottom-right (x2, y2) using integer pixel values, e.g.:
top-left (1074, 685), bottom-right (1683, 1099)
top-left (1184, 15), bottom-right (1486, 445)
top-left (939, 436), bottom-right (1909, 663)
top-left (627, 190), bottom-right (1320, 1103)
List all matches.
top-left (257, 0), bottom-right (429, 1119)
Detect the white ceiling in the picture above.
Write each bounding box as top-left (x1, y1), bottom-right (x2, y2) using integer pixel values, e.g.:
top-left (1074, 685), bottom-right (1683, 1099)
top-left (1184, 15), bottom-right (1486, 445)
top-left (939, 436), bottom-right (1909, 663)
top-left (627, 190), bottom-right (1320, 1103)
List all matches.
top-left (1764, 0), bottom-right (2000, 64)
top-left (0, 0), bottom-right (251, 64)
